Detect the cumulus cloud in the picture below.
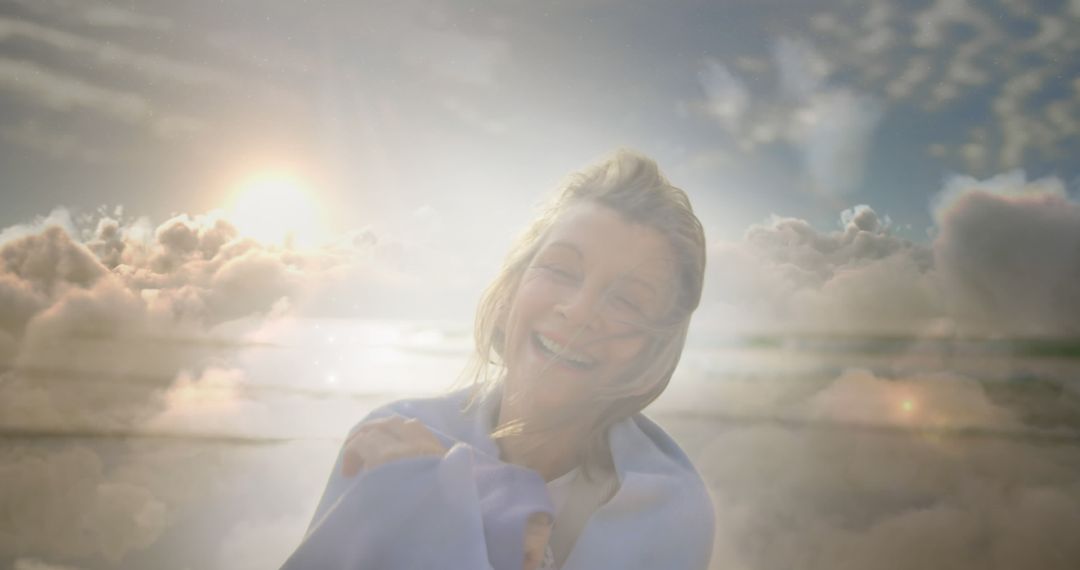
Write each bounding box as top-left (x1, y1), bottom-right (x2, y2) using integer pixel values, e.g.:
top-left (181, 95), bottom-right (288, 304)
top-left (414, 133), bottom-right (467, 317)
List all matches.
top-left (705, 204), bottom-right (937, 334)
top-left (693, 413), bottom-right (1080, 570)
top-left (0, 204), bottom-right (476, 567)
top-left (1, 226), bottom-right (107, 297)
top-left (706, 171), bottom-right (1080, 337)
top-left (649, 344), bottom-right (1080, 570)
top-left (0, 205), bottom-right (419, 427)
top-left (3, 178), bottom-right (1078, 569)
top-left (804, 368), bottom-right (1017, 429)
top-left (0, 207), bottom-right (77, 246)
top-left (932, 172), bottom-right (1080, 336)
top-left (0, 445), bottom-right (166, 563)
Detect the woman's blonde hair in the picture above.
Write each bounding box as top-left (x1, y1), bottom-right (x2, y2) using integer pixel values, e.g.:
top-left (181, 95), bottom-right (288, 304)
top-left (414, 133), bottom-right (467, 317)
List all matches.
top-left (461, 149), bottom-right (706, 477)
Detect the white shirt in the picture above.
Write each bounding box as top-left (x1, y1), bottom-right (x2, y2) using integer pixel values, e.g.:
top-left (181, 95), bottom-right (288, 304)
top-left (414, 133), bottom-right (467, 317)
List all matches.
top-left (539, 468), bottom-right (579, 570)
top-left (538, 466), bottom-right (619, 570)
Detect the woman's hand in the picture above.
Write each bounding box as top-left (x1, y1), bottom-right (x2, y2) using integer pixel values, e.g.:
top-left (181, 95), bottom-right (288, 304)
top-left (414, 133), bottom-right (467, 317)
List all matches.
top-left (340, 416), bottom-right (447, 477)
top-left (340, 416), bottom-right (551, 570)
top-left (522, 512), bottom-right (553, 570)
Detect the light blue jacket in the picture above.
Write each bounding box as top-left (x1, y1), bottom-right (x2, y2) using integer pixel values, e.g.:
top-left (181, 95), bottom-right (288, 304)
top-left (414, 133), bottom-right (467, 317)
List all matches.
top-left (282, 389), bottom-right (714, 569)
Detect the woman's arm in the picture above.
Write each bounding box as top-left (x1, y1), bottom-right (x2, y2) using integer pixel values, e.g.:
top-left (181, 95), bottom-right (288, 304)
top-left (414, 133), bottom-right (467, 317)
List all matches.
top-left (283, 408), bottom-right (554, 570)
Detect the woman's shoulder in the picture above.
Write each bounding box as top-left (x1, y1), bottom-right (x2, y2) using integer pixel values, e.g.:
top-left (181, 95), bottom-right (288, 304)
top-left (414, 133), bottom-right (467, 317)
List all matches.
top-left (610, 412), bottom-right (701, 480)
top-left (569, 414), bottom-right (714, 568)
top-left (612, 412), bottom-right (714, 515)
top-left (626, 413), bottom-right (697, 471)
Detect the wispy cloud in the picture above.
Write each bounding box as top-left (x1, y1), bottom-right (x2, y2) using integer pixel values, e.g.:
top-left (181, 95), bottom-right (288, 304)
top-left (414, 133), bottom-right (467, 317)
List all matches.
top-left (0, 16), bottom-right (228, 87)
top-left (0, 56), bottom-right (202, 139)
top-left (8, 0), bottom-right (173, 32)
top-left (694, 37), bottom-right (884, 196)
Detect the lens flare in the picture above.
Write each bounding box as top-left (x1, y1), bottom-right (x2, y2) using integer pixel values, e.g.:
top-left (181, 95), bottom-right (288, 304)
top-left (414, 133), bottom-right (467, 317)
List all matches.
top-left (228, 173), bottom-right (322, 246)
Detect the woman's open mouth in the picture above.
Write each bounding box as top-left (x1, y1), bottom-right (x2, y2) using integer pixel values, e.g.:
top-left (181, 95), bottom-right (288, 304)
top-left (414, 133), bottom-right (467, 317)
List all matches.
top-left (532, 332), bottom-right (597, 371)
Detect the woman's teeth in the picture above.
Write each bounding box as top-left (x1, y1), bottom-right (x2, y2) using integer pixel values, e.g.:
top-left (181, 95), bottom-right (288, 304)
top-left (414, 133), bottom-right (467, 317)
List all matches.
top-left (535, 333), bottom-right (596, 368)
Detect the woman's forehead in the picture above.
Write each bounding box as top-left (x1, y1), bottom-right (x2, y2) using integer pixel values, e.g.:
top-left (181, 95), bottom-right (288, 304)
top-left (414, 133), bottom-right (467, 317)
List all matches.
top-left (542, 203), bottom-right (677, 281)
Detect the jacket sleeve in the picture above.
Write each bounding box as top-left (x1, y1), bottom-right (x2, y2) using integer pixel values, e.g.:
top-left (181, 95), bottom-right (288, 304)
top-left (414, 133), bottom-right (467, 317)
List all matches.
top-left (281, 408), bottom-right (553, 570)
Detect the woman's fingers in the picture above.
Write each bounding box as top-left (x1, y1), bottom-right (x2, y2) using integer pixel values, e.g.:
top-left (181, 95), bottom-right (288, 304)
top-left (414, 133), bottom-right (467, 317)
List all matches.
top-left (522, 512), bottom-right (553, 570)
top-left (340, 417), bottom-right (447, 477)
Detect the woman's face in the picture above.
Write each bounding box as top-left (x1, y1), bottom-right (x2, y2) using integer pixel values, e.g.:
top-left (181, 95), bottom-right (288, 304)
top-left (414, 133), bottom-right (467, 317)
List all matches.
top-left (502, 202), bottom-right (677, 413)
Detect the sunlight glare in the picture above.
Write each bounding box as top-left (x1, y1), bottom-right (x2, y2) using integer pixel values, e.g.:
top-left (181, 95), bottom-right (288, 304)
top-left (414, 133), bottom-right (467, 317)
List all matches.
top-left (228, 173), bottom-right (322, 246)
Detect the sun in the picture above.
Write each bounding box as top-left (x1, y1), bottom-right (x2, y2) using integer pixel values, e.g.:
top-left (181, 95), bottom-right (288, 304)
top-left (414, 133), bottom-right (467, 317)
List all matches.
top-left (228, 173), bottom-right (322, 246)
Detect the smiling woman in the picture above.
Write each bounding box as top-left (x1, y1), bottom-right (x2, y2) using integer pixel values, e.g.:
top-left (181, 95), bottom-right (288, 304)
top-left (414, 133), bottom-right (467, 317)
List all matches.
top-left (282, 150), bottom-right (713, 570)
top-left (228, 173), bottom-right (323, 247)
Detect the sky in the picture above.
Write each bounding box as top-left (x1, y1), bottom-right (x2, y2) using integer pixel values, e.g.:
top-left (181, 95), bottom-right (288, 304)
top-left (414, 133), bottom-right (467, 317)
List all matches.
top-left (2, 0), bottom-right (1079, 327)
top-left (1, 1), bottom-right (1080, 569)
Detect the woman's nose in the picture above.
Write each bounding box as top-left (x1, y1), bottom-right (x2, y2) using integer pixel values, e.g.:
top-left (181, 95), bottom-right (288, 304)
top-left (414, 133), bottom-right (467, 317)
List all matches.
top-left (554, 287), bottom-right (604, 330)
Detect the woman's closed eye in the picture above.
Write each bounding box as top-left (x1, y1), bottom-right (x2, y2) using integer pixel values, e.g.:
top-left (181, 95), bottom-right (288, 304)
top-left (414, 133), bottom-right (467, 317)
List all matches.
top-left (611, 293), bottom-right (642, 313)
top-left (537, 263), bottom-right (581, 283)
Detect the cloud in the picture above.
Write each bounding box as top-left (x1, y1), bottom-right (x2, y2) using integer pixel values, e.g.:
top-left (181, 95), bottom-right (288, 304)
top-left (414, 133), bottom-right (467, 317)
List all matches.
top-left (0, 209), bottom-right (352, 433)
top-left (990, 68), bottom-right (1076, 169)
top-left (0, 16), bottom-right (224, 87)
top-left (695, 38), bottom-right (883, 196)
top-left (774, 37), bottom-right (832, 98)
top-left (0, 120), bottom-right (115, 164)
top-left (0, 56), bottom-right (201, 138)
top-left (793, 88), bottom-right (883, 196)
top-left (8, 0), bottom-right (173, 32)
top-left (705, 170), bottom-right (1080, 337)
top-left (804, 368), bottom-right (1017, 429)
top-left (705, 204), bottom-right (937, 334)
top-left (691, 371), bottom-right (1080, 570)
top-left (886, 56), bottom-right (932, 101)
top-left (912, 0), bottom-right (998, 49)
top-left (658, 316), bottom-right (1080, 570)
top-left (772, 38), bottom-right (884, 194)
top-left (698, 59), bottom-right (749, 131)
top-left (0, 202), bottom-right (468, 432)
top-left (806, 0), bottom-right (1078, 170)
top-left (146, 367), bottom-right (268, 436)
top-left (853, 0), bottom-right (897, 56)
top-left (0, 207), bottom-right (77, 246)
top-left (0, 445), bottom-right (166, 563)
top-left (0, 206), bottom-right (407, 567)
top-left (932, 172), bottom-right (1080, 336)
top-left (0, 225), bottom-right (107, 295)
top-left (2, 188), bottom-right (1077, 568)
top-left (13, 559), bottom-right (86, 570)
top-left (0, 7), bottom-right (237, 159)
top-left (81, 3), bottom-right (172, 31)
